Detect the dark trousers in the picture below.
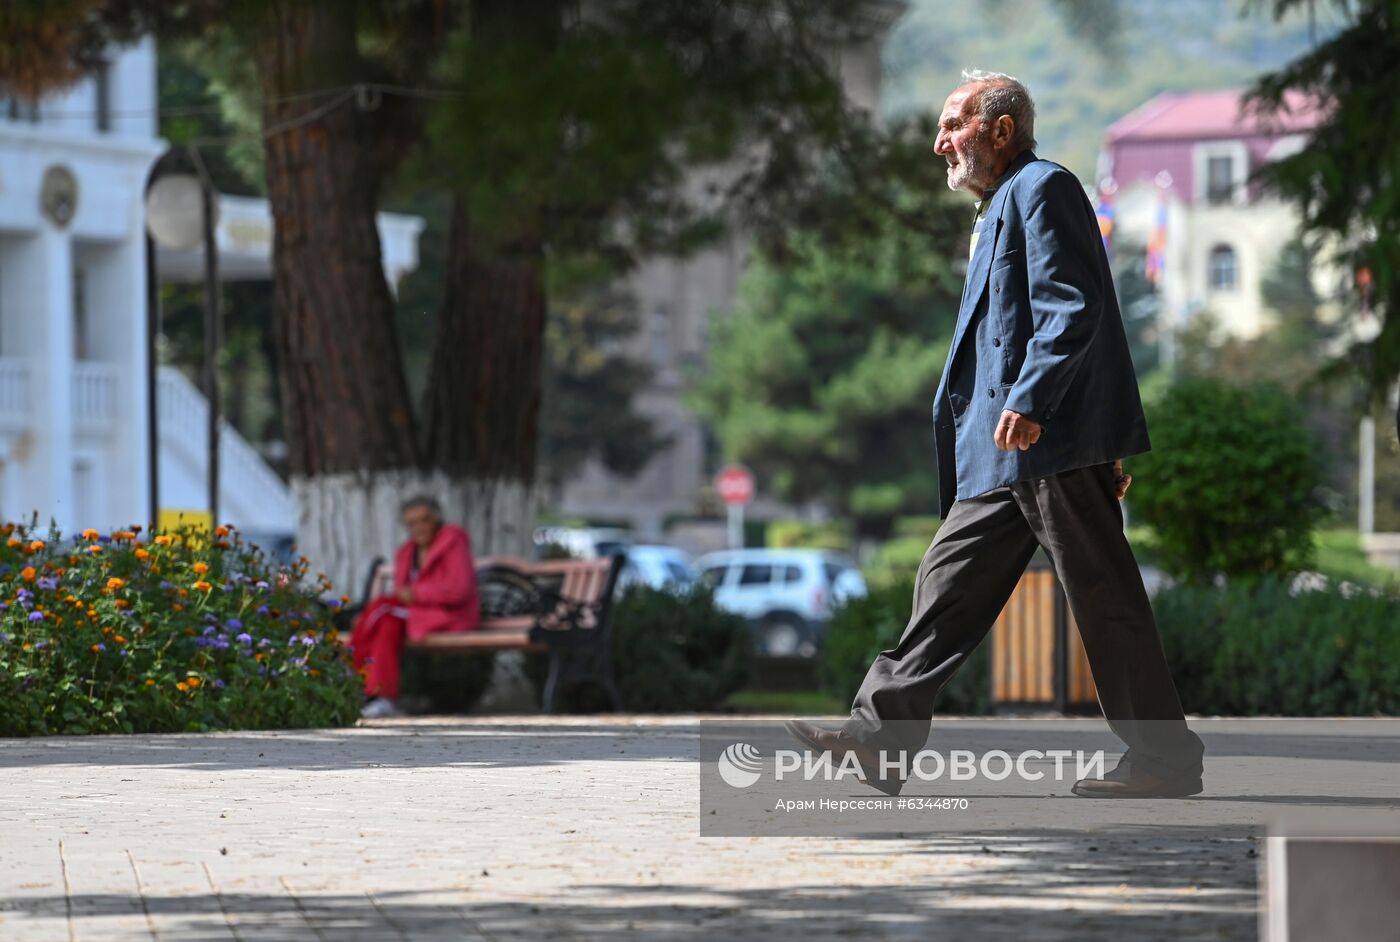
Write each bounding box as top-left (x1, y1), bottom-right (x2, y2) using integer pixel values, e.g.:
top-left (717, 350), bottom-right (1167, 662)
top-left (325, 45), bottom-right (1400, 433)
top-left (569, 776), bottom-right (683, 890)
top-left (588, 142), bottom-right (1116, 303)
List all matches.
top-left (843, 461), bottom-right (1204, 781)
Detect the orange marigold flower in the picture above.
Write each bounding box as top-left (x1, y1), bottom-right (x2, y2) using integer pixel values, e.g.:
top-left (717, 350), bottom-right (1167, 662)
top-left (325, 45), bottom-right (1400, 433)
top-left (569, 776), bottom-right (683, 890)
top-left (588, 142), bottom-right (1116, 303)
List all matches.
top-left (88, 544), bottom-right (102, 554)
top-left (113, 531), bottom-right (135, 542)
top-left (309, 668), bottom-right (320, 677)
top-left (145, 678), bottom-right (156, 686)
top-left (154, 535), bottom-right (172, 546)
top-left (107, 577), bottom-right (125, 590)
top-left (135, 548), bottom-right (151, 560)
top-left (215, 526), bottom-right (230, 537)
top-left (192, 562), bottom-right (209, 575)
top-left (175, 681), bottom-right (189, 692)
top-left (186, 676), bottom-right (202, 688)
top-left (114, 635), bottom-right (128, 644)
top-left (29, 540), bottom-right (44, 551)
top-left (81, 528), bottom-right (99, 540)
top-left (173, 604), bottom-right (185, 612)
top-left (5, 537), bottom-right (20, 548)
top-left (114, 599), bottom-right (130, 609)
top-left (192, 580), bottom-right (212, 592)
top-left (20, 566), bottom-right (36, 582)
top-left (214, 540), bottom-right (231, 550)
top-left (89, 643), bottom-right (101, 653)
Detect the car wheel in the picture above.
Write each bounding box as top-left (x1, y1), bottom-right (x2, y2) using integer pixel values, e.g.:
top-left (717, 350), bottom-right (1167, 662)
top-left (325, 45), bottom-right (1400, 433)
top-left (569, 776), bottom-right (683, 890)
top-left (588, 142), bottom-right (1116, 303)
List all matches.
top-left (758, 614), bottom-right (803, 657)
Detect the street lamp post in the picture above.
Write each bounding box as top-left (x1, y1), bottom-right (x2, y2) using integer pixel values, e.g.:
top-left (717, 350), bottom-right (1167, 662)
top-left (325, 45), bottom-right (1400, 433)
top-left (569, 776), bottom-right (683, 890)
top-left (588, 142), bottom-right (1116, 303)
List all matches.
top-left (144, 147), bottom-right (223, 529)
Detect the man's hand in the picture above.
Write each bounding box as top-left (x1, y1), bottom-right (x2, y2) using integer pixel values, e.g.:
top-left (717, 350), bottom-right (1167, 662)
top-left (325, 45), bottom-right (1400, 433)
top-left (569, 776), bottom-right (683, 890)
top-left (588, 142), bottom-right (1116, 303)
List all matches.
top-left (1112, 459), bottom-right (1132, 500)
top-left (396, 586), bottom-right (414, 605)
top-left (994, 410), bottom-right (1042, 451)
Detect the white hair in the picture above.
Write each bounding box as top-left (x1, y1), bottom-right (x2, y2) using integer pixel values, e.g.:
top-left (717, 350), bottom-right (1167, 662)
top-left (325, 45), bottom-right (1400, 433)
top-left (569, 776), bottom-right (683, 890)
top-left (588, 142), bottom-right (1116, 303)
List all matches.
top-left (959, 69), bottom-right (1037, 151)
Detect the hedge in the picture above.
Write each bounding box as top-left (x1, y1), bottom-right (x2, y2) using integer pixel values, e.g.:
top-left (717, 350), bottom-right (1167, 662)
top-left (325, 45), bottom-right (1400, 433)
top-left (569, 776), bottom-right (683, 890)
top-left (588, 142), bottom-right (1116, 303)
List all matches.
top-left (819, 578), bottom-right (990, 715)
top-left (0, 521), bottom-right (361, 736)
top-left (1155, 576), bottom-right (1400, 716)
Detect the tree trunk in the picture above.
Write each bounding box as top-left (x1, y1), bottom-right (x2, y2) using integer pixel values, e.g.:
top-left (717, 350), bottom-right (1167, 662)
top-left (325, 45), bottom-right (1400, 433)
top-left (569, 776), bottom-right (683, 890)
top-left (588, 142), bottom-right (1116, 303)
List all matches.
top-left (257, 3), bottom-right (423, 593)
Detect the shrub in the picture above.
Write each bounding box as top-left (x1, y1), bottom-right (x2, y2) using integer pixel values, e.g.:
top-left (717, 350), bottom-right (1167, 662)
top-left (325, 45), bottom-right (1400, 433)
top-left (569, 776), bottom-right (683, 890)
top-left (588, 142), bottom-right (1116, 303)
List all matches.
top-left (0, 521), bottom-right (361, 736)
top-left (1131, 378), bottom-right (1326, 583)
top-left (819, 578), bottom-right (990, 715)
top-left (530, 584), bottom-right (751, 712)
top-left (1155, 576), bottom-right (1400, 715)
top-left (398, 650), bottom-right (496, 714)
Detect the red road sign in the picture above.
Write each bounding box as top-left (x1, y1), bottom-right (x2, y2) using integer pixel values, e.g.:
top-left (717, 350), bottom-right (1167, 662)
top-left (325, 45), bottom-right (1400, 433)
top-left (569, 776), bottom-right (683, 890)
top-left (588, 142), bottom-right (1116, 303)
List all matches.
top-left (716, 465), bottom-right (754, 505)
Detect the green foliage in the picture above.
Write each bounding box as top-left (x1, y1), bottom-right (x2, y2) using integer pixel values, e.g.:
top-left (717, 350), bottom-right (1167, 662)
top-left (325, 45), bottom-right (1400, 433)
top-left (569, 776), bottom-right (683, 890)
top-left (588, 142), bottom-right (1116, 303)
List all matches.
top-left (0, 522), bottom-right (361, 737)
top-left (531, 584), bottom-right (751, 713)
top-left (690, 194), bottom-right (966, 538)
top-left (766, 520), bottom-right (852, 551)
top-left (1132, 378), bottom-right (1326, 583)
top-left (1156, 576), bottom-right (1400, 715)
top-left (819, 579), bottom-right (990, 715)
top-left (1252, 0), bottom-right (1400, 399)
top-left (538, 281), bottom-right (667, 491)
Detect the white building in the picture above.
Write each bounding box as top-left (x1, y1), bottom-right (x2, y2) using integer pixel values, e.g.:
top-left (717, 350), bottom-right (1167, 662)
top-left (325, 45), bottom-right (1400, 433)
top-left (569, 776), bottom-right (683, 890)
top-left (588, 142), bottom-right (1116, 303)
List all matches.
top-left (0, 39), bottom-right (422, 539)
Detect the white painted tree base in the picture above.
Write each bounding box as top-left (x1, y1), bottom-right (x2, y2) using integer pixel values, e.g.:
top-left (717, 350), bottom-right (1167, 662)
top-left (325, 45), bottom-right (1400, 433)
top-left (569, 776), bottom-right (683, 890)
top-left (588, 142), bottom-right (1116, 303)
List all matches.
top-left (291, 470), bottom-right (535, 601)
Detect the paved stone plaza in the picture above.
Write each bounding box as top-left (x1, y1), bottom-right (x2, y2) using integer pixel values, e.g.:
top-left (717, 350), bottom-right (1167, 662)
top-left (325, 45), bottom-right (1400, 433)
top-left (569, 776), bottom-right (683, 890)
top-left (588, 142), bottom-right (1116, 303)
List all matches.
top-left (1, 716), bottom-right (1396, 941)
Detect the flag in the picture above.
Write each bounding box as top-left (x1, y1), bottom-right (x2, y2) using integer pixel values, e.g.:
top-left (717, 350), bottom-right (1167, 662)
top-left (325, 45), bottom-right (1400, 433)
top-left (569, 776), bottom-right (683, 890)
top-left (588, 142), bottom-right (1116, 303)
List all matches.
top-left (1145, 197), bottom-right (1168, 284)
top-left (1094, 194), bottom-right (1115, 251)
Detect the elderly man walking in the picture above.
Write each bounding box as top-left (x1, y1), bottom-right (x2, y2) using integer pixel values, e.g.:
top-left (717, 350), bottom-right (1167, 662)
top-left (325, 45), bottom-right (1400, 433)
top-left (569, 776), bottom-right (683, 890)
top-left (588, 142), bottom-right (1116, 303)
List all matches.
top-left (788, 70), bottom-right (1204, 798)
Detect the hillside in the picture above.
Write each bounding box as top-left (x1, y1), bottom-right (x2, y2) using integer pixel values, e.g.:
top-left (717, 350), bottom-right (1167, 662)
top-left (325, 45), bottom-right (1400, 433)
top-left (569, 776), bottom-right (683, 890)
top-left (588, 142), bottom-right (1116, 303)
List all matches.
top-left (882, 0), bottom-right (1344, 181)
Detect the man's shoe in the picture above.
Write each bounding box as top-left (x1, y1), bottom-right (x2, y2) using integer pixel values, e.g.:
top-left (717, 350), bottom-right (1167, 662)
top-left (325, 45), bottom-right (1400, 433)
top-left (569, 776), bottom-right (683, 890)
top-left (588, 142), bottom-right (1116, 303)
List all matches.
top-left (1071, 767), bottom-right (1202, 798)
top-left (783, 719), bottom-right (904, 797)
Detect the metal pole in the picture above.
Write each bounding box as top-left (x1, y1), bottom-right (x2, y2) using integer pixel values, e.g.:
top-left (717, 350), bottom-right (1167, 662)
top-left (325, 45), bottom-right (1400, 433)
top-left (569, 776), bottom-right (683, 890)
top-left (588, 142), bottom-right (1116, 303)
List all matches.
top-left (1359, 414), bottom-right (1375, 535)
top-left (144, 233), bottom-right (160, 532)
top-left (196, 163), bottom-right (221, 527)
top-left (727, 503), bottom-right (744, 549)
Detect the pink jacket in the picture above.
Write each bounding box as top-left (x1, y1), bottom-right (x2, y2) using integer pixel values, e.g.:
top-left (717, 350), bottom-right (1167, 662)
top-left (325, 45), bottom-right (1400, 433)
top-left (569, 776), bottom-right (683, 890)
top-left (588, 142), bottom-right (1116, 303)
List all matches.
top-left (392, 524), bottom-right (481, 641)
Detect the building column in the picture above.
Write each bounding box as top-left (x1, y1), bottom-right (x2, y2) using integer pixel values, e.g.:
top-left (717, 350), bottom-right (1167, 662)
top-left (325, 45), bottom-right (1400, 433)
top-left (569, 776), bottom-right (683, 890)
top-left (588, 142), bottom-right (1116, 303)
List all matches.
top-left (34, 224), bottom-right (76, 533)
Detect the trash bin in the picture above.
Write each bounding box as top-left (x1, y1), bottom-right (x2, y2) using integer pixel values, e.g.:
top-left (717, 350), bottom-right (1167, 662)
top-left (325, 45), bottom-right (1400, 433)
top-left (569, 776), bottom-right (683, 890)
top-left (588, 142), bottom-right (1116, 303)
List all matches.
top-left (990, 553), bottom-right (1097, 714)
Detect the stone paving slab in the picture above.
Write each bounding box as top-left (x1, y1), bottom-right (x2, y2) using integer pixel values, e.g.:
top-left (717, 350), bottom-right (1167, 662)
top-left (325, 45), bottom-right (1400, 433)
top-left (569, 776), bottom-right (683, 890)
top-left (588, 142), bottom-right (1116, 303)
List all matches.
top-left (0, 716), bottom-right (1396, 941)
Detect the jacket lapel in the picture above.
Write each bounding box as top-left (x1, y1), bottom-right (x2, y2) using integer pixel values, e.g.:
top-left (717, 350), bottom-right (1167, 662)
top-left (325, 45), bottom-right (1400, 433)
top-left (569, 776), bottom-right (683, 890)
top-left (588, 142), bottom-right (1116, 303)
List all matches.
top-left (945, 151), bottom-right (1037, 371)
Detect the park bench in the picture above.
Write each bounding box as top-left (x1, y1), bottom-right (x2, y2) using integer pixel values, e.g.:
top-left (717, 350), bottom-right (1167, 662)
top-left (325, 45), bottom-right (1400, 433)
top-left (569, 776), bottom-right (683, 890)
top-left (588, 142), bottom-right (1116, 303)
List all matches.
top-left (352, 553), bottom-right (626, 713)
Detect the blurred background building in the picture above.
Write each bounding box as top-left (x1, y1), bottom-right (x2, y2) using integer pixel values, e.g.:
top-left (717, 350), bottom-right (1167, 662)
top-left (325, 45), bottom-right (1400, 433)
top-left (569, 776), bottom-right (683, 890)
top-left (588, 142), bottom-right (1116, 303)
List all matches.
top-left (0, 39), bottom-right (421, 539)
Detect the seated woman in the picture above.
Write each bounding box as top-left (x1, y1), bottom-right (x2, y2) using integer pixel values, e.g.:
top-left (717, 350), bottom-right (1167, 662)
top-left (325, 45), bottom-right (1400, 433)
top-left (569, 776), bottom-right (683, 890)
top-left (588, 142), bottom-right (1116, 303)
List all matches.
top-left (351, 495), bottom-right (480, 718)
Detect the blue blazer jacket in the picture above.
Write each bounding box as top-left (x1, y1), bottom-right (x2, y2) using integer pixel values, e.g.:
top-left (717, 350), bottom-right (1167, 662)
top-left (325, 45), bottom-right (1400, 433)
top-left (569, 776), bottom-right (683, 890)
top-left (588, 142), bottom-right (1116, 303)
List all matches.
top-left (931, 150), bottom-right (1151, 517)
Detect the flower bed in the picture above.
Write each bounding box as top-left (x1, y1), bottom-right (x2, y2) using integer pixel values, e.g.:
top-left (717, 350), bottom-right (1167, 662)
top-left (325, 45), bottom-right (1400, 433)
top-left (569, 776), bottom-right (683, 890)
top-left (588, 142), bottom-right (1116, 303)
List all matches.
top-left (0, 522), bottom-right (362, 736)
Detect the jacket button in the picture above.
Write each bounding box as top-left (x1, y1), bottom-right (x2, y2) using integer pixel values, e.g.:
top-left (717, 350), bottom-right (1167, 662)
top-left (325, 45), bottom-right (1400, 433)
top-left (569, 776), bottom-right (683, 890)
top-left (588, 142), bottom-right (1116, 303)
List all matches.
top-left (988, 388), bottom-right (995, 398)
top-left (993, 337), bottom-right (1001, 347)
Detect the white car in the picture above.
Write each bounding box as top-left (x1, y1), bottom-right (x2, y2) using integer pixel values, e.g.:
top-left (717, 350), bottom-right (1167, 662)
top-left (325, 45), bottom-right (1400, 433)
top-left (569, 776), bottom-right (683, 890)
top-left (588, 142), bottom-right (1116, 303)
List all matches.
top-left (695, 548), bottom-right (868, 658)
top-left (617, 545), bottom-right (699, 592)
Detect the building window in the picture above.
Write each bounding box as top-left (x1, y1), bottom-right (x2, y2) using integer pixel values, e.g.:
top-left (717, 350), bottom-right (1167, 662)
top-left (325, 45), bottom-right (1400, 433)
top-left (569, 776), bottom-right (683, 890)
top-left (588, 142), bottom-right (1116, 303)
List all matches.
top-left (1206, 155), bottom-right (1235, 204)
top-left (93, 60), bottom-right (112, 133)
top-left (1208, 244), bottom-right (1238, 291)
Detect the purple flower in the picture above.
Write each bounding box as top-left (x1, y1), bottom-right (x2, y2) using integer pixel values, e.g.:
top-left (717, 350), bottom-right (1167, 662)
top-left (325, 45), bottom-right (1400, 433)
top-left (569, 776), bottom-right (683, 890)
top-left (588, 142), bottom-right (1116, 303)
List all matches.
top-left (202, 625), bottom-right (217, 636)
top-left (325, 598), bottom-right (342, 610)
top-left (119, 610), bottom-right (134, 618)
top-left (255, 581), bottom-right (269, 591)
top-left (0, 632), bottom-right (7, 644)
top-left (33, 640), bottom-right (48, 650)
top-left (119, 649), bottom-right (129, 657)
top-left (256, 606), bottom-right (270, 616)
top-left (27, 611), bottom-right (43, 622)
top-left (213, 678), bottom-right (225, 689)
top-left (0, 602), bottom-right (7, 610)
top-left (37, 576), bottom-right (58, 591)
top-left (235, 632), bottom-right (252, 645)
top-left (226, 618), bottom-right (243, 631)
top-left (95, 643), bottom-right (107, 652)
top-left (257, 638), bottom-right (271, 648)
top-left (159, 580), bottom-right (173, 591)
top-left (16, 589), bottom-right (33, 602)
top-left (301, 636), bottom-right (316, 647)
